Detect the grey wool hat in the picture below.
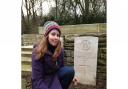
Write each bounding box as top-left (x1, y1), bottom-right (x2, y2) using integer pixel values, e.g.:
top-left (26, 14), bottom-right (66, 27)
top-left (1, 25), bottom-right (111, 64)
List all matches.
top-left (43, 21), bottom-right (61, 37)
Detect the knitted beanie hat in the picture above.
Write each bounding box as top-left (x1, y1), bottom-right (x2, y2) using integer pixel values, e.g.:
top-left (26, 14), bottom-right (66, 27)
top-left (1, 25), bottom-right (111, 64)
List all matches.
top-left (43, 21), bottom-right (61, 37)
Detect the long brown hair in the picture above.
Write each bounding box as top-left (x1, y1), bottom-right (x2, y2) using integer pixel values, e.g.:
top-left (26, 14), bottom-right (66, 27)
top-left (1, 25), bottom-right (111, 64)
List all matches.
top-left (34, 36), bottom-right (62, 61)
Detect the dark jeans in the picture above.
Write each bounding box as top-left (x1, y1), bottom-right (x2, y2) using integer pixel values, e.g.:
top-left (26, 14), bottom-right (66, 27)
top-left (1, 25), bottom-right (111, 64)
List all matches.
top-left (57, 66), bottom-right (75, 89)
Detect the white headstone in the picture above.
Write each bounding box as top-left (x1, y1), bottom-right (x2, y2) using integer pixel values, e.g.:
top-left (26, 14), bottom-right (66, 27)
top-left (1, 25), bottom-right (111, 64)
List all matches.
top-left (74, 36), bottom-right (98, 85)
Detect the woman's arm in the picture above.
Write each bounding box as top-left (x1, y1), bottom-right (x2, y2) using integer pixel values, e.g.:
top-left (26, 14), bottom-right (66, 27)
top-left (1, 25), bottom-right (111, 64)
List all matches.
top-left (32, 49), bottom-right (49, 89)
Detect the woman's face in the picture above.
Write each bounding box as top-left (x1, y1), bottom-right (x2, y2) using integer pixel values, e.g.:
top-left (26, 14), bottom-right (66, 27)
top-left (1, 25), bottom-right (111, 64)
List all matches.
top-left (48, 29), bottom-right (60, 47)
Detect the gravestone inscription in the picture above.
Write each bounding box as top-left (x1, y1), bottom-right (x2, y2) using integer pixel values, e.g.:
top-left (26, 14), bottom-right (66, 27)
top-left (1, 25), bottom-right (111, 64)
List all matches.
top-left (74, 36), bottom-right (98, 85)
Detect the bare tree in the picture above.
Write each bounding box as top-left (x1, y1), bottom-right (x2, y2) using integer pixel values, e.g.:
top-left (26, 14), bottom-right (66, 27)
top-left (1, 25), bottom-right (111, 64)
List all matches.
top-left (69, 0), bottom-right (79, 24)
top-left (22, 0), bottom-right (45, 33)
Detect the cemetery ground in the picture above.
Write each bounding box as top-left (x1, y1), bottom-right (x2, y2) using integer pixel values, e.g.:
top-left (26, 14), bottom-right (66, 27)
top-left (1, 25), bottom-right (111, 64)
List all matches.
top-left (22, 78), bottom-right (105, 89)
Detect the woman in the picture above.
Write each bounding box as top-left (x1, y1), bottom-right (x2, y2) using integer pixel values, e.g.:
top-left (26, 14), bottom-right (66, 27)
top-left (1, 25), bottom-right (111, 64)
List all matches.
top-left (32, 21), bottom-right (75, 89)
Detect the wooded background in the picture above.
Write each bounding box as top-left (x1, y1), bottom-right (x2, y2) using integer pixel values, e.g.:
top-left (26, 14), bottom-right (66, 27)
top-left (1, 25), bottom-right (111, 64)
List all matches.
top-left (21, 0), bottom-right (106, 34)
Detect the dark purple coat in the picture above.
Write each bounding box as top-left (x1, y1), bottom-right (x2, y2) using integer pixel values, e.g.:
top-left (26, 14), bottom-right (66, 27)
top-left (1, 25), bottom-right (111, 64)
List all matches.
top-left (32, 46), bottom-right (64, 89)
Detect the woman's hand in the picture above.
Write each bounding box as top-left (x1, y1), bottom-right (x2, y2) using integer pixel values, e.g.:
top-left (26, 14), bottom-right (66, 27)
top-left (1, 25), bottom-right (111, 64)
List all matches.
top-left (72, 77), bottom-right (79, 86)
